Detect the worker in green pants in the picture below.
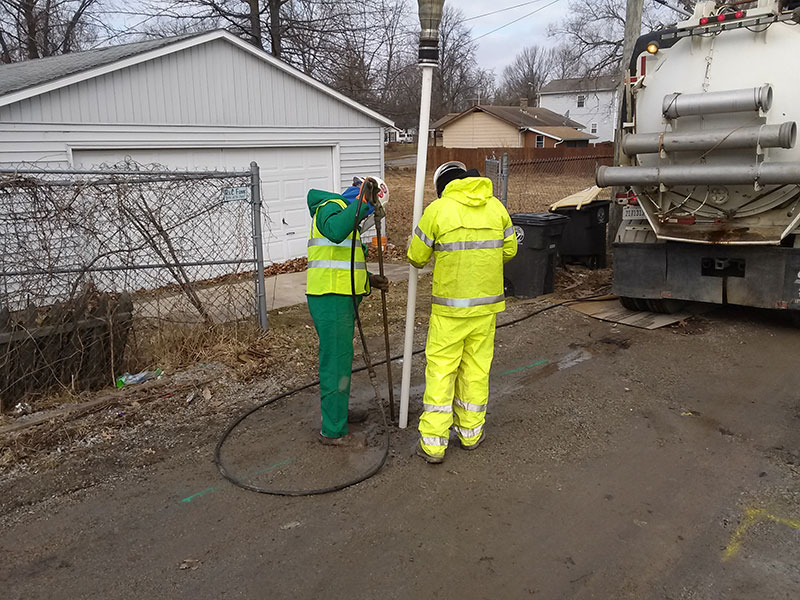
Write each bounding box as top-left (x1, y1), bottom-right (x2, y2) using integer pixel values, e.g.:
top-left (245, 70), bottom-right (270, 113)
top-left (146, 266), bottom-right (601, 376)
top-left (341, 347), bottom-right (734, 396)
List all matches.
top-left (306, 177), bottom-right (390, 445)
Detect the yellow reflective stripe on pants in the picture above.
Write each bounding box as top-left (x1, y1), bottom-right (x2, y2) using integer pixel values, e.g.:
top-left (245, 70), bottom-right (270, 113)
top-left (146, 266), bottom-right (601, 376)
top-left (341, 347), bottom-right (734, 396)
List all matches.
top-left (422, 403), bottom-right (452, 413)
top-left (432, 294), bottom-right (505, 308)
top-left (454, 398), bottom-right (486, 413)
top-left (418, 312), bottom-right (496, 457)
top-left (453, 424), bottom-right (483, 439)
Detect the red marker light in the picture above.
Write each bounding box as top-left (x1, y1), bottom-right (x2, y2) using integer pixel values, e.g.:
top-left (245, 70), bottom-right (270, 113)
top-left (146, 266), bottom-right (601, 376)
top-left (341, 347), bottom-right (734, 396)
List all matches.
top-left (735, 10), bottom-right (745, 18)
top-left (717, 13), bottom-right (726, 22)
top-left (700, 17), bottom-right (709, 25)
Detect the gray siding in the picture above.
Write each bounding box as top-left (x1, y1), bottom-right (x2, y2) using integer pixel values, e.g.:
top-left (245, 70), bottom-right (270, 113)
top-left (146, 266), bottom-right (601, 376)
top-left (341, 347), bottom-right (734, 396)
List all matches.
top-left (0, 39), bottom-right (377, 128)
top-left (0, 123), bottom-right (382, 187)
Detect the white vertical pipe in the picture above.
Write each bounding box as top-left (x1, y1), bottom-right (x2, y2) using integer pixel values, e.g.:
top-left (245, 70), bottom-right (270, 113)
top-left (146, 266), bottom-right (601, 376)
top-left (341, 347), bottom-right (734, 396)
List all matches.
top-left (398, 63), bottom-right (435, 429)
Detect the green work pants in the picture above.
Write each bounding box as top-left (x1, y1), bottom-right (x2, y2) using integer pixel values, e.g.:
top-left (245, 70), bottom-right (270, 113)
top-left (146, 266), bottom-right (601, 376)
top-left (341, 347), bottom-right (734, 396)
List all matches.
top-left (307, 293), bottom-right (360, 438)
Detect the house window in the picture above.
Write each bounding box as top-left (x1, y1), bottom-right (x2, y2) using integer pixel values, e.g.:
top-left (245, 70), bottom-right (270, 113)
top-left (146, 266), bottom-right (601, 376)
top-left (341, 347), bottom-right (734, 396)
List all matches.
top-left (591, 123), bottom-right (598, 134)
top-left (535, 135), bottom-right (545, 148)
top-left (577, 95), bottom-right (586, 108)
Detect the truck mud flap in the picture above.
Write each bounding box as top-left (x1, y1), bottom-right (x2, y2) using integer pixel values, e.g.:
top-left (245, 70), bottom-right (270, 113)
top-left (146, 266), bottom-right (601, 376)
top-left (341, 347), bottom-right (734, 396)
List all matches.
top-left (613, 241), bottom-right (800, 310)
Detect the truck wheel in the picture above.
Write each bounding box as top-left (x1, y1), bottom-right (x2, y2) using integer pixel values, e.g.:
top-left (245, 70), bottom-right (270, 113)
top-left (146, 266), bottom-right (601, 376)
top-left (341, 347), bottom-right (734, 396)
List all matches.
top-left (645, 298), bottom-right (686, 314)
top-left (619, 296), bottom-right (642, 311)
top-left (789, 311), bottom-right (800, 327)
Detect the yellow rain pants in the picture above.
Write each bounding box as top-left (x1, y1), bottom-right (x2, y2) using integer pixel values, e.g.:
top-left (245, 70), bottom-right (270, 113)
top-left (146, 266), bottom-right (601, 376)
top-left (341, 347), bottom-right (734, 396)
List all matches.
top-left (418, 312), bottom-right (497, 458)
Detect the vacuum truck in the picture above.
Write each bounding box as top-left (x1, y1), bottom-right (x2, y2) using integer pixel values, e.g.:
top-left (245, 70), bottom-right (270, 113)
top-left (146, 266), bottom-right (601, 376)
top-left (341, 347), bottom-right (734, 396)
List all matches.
top-left (598, 0), bottom-right (800, 319)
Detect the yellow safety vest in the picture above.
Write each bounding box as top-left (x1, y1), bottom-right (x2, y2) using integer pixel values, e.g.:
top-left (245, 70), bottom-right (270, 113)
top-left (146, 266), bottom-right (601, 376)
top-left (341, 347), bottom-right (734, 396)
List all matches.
top-left (306, 198), bottom-right (368, 295)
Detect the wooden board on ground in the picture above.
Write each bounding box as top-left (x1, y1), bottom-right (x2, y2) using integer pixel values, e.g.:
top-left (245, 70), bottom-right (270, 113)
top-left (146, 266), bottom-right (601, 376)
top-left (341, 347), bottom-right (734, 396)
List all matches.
top-left (569, 298), bottom-right (699, 329)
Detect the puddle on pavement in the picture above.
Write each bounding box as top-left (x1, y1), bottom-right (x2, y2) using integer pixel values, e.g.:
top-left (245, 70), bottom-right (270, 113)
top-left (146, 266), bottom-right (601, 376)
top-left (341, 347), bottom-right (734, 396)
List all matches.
top-left (557, 349), bottom-right (593, 370)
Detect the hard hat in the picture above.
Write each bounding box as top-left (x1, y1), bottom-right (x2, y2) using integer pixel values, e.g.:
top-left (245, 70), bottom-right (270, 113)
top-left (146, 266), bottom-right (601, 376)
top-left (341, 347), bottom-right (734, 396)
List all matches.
top-left (432, 161), bottom-right (466, 197)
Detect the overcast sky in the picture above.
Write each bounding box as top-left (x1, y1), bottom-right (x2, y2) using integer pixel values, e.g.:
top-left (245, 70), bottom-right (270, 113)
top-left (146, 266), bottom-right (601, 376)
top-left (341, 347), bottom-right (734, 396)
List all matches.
top-left (457, 0), bottom-right (567, 76)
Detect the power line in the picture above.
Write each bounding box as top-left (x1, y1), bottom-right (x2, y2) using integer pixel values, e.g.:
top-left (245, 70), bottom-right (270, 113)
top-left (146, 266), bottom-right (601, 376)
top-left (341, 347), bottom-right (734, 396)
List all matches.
top-left (464, 0), bottom-right (553, 22)
top-left (473, 0), bottom-right (562, 41)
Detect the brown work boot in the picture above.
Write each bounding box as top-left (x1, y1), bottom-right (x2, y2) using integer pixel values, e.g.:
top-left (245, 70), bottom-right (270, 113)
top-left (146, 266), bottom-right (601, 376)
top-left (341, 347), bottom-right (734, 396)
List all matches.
top-left (347, 407), bottom-right (369, 424)
top-left (416, 442), bottom-right (444, 464)
top-left (459, 431), bottom-right (486, 451)
top-left (318, 432), bottom-right (365, 448)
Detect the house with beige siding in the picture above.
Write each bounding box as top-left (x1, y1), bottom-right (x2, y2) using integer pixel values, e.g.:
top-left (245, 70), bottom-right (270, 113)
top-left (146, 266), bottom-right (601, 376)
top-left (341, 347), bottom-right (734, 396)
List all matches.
top-left (437, 102), bottom-right (594, 149)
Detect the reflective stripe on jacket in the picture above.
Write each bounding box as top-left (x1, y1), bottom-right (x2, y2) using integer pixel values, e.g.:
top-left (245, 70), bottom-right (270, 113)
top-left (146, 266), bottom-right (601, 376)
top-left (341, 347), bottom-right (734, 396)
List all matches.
top-left (407, 177), bottom-right (517, 317)
top-left (307, 198), bottom-right (368, 295)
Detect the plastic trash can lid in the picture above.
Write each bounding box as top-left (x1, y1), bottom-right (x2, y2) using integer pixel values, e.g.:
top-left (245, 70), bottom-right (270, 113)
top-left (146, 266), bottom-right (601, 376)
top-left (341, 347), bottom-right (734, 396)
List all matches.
top-left (511, 212), bottom-right (570, 226)
top-left (549, 186), bottom-right (605, 211)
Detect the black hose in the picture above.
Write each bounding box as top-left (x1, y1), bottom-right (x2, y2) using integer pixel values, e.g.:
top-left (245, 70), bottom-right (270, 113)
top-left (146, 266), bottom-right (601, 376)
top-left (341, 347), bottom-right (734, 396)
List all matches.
top-left (214, 246), bottom-right (609, 495)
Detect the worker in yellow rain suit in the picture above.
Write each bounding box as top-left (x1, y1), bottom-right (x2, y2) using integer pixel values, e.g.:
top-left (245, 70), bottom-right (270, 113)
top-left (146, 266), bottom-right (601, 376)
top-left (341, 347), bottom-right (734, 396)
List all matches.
top-left (407, 161), bottom-right (517, 463)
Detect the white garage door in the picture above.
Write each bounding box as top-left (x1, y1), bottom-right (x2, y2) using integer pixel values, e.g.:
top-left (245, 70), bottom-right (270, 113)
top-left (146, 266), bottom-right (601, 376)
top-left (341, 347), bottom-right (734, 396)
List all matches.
top-left (72, 146), bottom-right (335, 264)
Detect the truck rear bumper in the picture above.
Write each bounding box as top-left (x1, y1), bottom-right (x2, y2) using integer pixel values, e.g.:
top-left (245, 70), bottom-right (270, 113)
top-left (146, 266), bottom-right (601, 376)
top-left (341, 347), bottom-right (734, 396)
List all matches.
top-left (613, 241), bottom-right (800, 310)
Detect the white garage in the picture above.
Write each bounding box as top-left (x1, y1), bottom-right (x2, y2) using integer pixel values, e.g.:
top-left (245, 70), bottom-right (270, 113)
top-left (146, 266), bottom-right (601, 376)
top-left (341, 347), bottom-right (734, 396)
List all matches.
top-left (0, 30), bottom-right (393, 264)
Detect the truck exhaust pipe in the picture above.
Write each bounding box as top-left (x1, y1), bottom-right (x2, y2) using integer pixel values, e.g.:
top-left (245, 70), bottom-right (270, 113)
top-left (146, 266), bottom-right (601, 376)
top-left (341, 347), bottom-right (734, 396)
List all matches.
top-left (597, 162), bottom-right (800, 187)
top-left (622, 122), bottom-right (796, 156)
top-left (663, 85), bottom-right (773, 119)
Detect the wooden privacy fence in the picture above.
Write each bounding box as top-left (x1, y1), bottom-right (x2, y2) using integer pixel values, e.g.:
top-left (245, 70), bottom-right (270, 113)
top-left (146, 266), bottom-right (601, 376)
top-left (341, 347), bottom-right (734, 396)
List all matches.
top-left (0, 289), bottom-right (132, 411)
top-left (427, 143), bottom-right (614, 170)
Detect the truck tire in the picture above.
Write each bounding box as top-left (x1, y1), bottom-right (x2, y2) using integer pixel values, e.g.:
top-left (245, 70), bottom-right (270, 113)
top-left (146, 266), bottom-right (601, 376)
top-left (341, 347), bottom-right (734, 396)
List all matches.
top-left (619, 296), bottom-right (644, 311)
top-left (645, 298), bottom-right (686, 314)
top-left (619, 296), bottom-right (685, 314)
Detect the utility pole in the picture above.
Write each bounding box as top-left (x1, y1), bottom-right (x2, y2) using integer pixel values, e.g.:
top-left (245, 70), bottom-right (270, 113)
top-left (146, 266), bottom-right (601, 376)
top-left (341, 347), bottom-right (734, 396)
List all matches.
top-left (607, 0), bottom-right (645, 260)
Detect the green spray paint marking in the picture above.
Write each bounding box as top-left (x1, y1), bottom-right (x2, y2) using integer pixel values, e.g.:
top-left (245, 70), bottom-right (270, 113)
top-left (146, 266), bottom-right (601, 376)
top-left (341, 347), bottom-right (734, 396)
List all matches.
top-left (180, 457), bottom-right (292, 503)
top-left (498, 359), bottom-right (548, 377)
top-left (181, 487), bottom-right (215, 503)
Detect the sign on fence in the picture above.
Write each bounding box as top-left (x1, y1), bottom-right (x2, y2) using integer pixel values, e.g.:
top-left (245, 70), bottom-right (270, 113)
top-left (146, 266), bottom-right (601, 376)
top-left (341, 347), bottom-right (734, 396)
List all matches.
top-left (223, 186), bottom-right (250, 203)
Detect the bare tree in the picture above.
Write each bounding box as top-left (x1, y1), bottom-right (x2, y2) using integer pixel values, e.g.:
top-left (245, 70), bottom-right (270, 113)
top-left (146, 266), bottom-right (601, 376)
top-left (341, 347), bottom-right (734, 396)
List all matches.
top-left (496, 45), bottom-right (551, 105)
top-left (547, 44), bottom-right (586, 80)
top-left (549, 0), bottom-right (677, 74)
top-left (432, 4), bottom-right (494, 116)
top-left (0, 0), bottom-right (103, 62)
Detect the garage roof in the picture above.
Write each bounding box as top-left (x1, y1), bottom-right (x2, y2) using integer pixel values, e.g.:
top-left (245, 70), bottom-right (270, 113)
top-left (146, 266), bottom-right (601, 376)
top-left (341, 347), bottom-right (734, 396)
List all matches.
top-left (0, 35), bottom-right (199, 97)
top-left (0, 30), bottom-right (394, 126)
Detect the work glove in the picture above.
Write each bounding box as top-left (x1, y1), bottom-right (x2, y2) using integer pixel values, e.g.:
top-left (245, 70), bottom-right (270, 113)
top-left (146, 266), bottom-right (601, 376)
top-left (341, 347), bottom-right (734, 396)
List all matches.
top-left (369, 274), bottom-right (389, 292)
top-left (360, 177), bottom-right (386, 219)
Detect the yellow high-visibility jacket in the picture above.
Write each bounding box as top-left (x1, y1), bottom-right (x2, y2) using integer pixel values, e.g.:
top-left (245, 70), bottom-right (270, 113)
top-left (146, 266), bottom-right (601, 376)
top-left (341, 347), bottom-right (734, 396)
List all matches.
top-left (407, 177), bottom-right (517, 317)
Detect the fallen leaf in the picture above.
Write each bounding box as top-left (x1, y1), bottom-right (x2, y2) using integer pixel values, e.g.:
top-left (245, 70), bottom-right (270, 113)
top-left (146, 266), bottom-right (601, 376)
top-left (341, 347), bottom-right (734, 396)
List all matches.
top-left (202, 387), bottom-right (212, 401)
top-left (179, 559), bottom-right (201, 570)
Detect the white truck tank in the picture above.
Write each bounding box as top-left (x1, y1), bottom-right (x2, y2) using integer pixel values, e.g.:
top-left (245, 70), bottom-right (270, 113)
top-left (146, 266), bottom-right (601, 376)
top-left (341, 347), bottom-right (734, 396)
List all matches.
top-left (599, 0), bottom-right (800, 315)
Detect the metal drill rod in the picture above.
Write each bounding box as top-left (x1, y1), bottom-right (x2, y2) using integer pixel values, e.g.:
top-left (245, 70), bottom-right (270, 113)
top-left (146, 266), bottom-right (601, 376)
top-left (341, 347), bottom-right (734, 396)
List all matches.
top-left (373, 213), bottom-right (396, 422)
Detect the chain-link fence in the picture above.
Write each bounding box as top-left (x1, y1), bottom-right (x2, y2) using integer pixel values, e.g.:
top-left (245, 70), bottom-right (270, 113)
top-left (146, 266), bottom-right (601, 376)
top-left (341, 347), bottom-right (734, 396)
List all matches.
top-left (503, 154), bottom-right (614, 214)
top-left (0, 162), bottom-right (268, 408)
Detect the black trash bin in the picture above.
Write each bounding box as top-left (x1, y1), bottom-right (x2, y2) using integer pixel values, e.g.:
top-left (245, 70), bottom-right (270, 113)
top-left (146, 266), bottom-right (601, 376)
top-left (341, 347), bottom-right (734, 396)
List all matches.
top-left (504, 212), bottom-right (569, 298)
top-left (550, 199), bottom-right (610, 268)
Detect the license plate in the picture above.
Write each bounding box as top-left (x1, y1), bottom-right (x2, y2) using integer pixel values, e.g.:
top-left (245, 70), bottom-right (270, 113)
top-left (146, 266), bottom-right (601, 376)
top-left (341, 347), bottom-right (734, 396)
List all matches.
top-left (623, 205), bottom-right (645, 220)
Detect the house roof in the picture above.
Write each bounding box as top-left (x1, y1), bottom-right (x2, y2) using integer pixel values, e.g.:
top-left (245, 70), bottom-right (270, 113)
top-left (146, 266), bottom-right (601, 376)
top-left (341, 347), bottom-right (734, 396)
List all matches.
top-left (0, 30), bottom-right (394, 126)
top-left (526, 126), bottom-right (597, 141)
top-left (431, 112), bottom-right (460, 130)
top-left (438, 105), bottom-right (586, 132)
top-left (539, 75), bottom-right (619, 95)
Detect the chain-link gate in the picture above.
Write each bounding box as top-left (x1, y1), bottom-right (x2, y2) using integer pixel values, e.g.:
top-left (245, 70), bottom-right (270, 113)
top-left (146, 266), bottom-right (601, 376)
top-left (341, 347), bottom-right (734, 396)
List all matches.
top-left (0, 162), bottom-right (268, 408)
top-left (485, 153), bottom-right (508, 206)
